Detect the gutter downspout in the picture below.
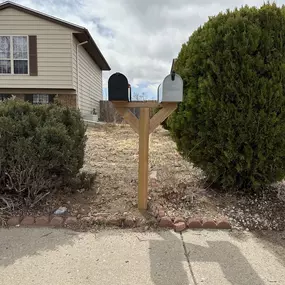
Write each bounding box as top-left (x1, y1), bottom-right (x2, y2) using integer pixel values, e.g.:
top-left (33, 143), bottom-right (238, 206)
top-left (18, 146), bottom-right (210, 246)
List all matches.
top-left (76, 40), bottom-right (88, 110)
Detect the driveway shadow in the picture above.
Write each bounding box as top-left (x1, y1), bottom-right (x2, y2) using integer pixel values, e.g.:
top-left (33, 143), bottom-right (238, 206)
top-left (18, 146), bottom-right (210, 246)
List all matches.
top-left (0, 228), bottom-right (78, 267)
top-left (149, 231), bottom-right (266, 285)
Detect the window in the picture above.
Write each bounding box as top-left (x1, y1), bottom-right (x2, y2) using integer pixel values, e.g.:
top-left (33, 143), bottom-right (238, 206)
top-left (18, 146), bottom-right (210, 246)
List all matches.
top-left (32, 94), bottom-right (49, 104)
top-left (25, 94), bottom-right (55, 104)
top-left (0, 94), bottom-right (11, 101)
top-left (0, 36), bottom-right (28, 74)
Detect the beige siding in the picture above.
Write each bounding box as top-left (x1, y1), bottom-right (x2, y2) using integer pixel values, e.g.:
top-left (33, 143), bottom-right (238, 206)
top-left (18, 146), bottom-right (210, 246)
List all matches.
top-left (72, 39), bottom-right (77, 90)
top-left (72, 36), bottom-right (102, 118)
top-left (0, 8), bottom-right (74, 89)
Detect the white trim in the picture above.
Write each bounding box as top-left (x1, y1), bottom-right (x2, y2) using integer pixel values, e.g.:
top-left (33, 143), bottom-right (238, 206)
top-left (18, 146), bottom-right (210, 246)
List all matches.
top-left (0, 35), bottom-right (29, 75)
top-left (76, 40), bottom-right (88, 110)
top-left (10, 36), bottom-right (13, 74)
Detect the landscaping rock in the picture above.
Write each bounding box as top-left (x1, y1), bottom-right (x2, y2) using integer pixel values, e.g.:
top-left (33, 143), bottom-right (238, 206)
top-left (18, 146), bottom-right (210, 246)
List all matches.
top-left (124, 216), bottom-right (135, 227)
top-left (94, 213), bottom-right (109, 217)
top-left (50, 216), bottom-right (63, 227)
top-left (221, 185), bottom-right (285, 231)
top-left (157, 210), bottom-right (165, 218)
top-left (65, 217), bottom-right (77, 225)
top-left (150, 171), bottom-right (158, 180)
top-left (21, 216), bottom-right (35, 226)
top-left (148, 203), bottom-right (158, 214)
top-left (217, 219), bottom-right (231, 229)
top-left (174, 222), bottom-right (186, 232)
top-left (159, 216), bottom-right (173, 228)
top-left (35, 216), bottom-right (49, 226)
top-left (106, 216), bottom-right (123, 227)
top-left (136, 218), bottom-right (146, 227)
top-left (7, 216), bottom-right (21, 226)
top-left (203, 220), bottom-right (217, 229)
top-left (94, 216), bottom-right (107, 225)
top-left (174, 217), bottom-right (185, 224)
top-left (187, 218), bottom-right (202, 228)
top-left (54, 207), bottom-right (68, 215)
top-left (81, 217), bottom-right (95, 225)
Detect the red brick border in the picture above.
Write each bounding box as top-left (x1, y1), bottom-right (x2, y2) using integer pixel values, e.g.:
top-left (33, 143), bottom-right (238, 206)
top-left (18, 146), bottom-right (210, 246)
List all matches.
top-left (7, 216), bottom-right (21, 226)
top-left (148, 203), bottom-right (231, 231)
top-left (3, 206), bottom-right (231, 231)
top-left (21, 216), bottom-right (35, 226)
top-left (3, 214), bottom-right (147, 229)
top-left (5, 215), bottom-right (75, 228)
top-left (35, 216), bottom-right (49, 226)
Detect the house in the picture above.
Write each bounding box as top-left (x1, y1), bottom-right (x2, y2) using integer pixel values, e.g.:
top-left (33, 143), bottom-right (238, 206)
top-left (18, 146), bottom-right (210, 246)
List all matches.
top-left (0, 1), bottom-right (110, 121)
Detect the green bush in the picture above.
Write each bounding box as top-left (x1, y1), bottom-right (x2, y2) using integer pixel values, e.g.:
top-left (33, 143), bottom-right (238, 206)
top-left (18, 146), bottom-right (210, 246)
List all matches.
top-left (170, 3), bottom-right (285, 190)
top-left (0, 99), bottom-right (87, 208)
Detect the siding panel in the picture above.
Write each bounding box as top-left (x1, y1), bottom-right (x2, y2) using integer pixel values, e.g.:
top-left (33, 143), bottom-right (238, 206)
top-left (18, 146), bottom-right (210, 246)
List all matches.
top-left (72, 36), bottom-right (102, 118)
top-left (72, 39), bottom-right (77, 90)
top-left (0, 7), bottom-right (75, 89)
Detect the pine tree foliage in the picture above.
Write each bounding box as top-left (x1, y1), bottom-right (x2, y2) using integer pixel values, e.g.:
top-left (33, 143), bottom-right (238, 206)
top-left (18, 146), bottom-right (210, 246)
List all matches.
top-left (170, 3), bottom-right (285, 190)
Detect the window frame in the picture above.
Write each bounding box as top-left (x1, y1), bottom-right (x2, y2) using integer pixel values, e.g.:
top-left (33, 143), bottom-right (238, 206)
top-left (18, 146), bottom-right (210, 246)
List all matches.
top-left (0, 35), bottom-right (29, 75)
top-left (0, 94), bottom-right (11, 101)
top-left (32, 94), bottom-right (50, 105)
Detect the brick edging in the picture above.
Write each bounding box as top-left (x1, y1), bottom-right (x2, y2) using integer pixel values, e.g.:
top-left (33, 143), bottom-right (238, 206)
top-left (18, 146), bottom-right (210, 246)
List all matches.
top-left (4, 206), bottom-right (231, 232)
top-left (6, 215), bottom-right (78, 227)
top-left (148, 203), bottom-right (231, 232)
top-left (5, 214), bottom-right (144, 229)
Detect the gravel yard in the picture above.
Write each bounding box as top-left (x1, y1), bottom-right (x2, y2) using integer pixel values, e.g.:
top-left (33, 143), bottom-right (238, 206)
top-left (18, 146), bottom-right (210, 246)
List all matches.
top-left (55, 123), bottom-right (285, 231)
top-left (4, 123), bottom-right (285, 231)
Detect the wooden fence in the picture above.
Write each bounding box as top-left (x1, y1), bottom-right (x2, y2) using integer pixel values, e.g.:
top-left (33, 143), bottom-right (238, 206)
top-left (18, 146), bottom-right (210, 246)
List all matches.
top-left (99, 100), bottom-right (158, 123)
top-left (99, 101), bottom-right (140, 123)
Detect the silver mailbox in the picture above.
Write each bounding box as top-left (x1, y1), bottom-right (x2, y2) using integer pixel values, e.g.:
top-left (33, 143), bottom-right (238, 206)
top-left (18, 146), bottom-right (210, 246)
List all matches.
top-left (157, 83), bottom-right (163, 103)
top-left (158, 72), bottom-right (183, 102)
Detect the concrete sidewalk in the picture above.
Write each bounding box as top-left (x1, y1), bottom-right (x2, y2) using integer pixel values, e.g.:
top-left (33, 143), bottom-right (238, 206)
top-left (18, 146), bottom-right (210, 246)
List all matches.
top-left (0, 228), bottom-right (284, 285)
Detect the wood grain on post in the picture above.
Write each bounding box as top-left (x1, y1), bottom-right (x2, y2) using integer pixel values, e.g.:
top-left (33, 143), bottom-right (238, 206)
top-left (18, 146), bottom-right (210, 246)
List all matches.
top-left (138, 108), bottom-right (150, 210)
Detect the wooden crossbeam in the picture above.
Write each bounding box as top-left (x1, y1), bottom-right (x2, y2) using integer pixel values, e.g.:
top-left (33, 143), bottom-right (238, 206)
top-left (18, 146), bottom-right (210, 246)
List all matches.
top-left (112, 101), bottom-right (161, 108)
top-left (115, 107), bottom-right (139, 134)
top-left (149, 103), bottom-right (177, 134)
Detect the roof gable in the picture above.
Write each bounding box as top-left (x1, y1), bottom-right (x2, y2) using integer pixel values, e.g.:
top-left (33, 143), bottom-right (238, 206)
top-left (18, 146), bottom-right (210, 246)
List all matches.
top-left (0, 1), bottom-right (110, 70)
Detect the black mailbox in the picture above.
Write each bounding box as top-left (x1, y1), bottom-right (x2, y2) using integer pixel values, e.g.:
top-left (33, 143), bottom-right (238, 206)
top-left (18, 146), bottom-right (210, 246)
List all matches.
top-left (108, 72), bottom-right (129, 101)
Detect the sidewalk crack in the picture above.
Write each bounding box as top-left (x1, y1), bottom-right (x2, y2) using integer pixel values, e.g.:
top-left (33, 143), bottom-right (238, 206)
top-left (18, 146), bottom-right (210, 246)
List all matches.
top-left (180, 232), bottom-right (198, 285)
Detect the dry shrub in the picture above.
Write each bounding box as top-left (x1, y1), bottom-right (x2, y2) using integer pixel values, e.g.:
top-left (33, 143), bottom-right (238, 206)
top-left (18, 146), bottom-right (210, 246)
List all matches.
top-left (0, 100), bottom-right (87, 211)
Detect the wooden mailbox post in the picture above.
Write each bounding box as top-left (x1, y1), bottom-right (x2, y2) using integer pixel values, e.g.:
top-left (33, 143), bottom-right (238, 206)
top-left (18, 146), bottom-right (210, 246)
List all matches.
top-left (108, 72), bottom-right (183, 210)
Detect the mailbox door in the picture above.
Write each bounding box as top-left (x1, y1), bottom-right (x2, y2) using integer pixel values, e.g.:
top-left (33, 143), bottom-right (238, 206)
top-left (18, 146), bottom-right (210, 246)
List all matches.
top-left (108, 73), bottom-right (129, 101)
top-left (161, 74), bottom-right (183, 102)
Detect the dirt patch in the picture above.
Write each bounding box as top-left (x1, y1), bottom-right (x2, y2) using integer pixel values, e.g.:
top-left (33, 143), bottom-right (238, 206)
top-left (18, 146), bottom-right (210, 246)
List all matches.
top-left (78, 124), bottom-right (221, 221)
top-left (3, 123), bottom-right (285, 232)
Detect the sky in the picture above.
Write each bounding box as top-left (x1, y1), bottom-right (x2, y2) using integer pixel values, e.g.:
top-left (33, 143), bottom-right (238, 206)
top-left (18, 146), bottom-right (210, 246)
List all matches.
top-left (5, 0), bottom-right (285, 100)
